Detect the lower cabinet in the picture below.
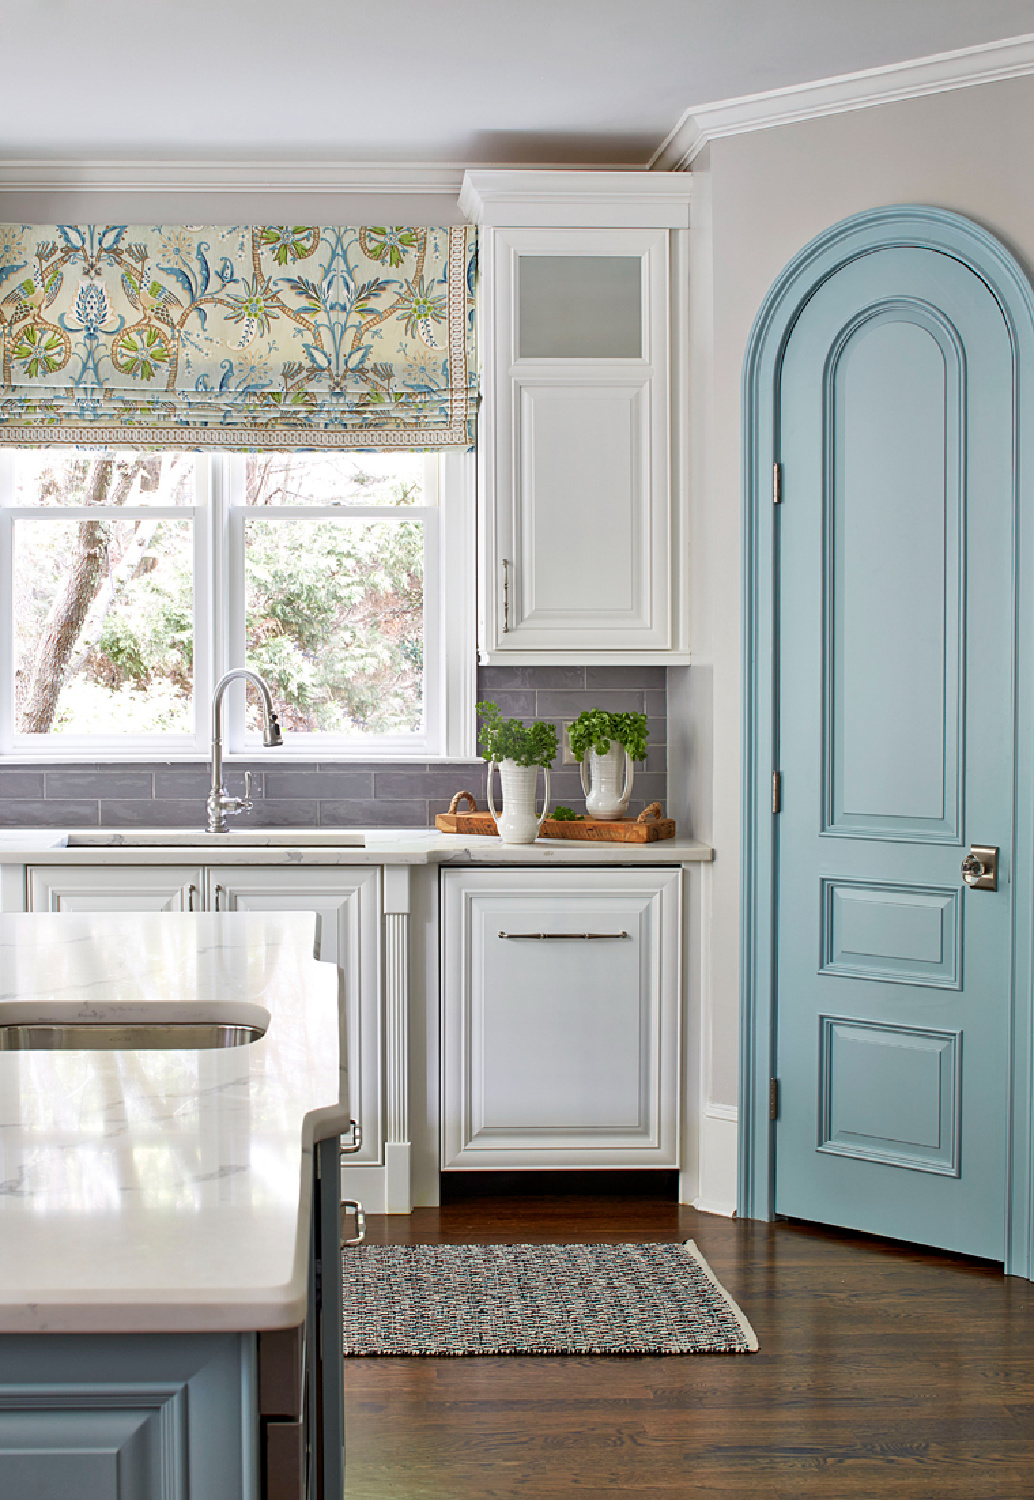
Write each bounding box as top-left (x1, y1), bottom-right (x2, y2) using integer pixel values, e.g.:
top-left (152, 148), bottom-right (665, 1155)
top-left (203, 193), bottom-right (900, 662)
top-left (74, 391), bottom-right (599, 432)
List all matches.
top-left (26, 864), bottom-right (382, 1174)
top-left (0, 1330), bottom-right (257, 1500)
top-left (28, 864), bottom-right (203, 912)
top-left (440, 866), bottom-right (682, 1170)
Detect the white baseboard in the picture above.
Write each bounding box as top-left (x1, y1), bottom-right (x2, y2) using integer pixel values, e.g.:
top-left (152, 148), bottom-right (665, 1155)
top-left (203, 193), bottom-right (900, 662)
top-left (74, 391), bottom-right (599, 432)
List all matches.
top-left (384, 1143), bottom-right (412, 1215)
top-left (692, 1108), bottom-right (738, 1218)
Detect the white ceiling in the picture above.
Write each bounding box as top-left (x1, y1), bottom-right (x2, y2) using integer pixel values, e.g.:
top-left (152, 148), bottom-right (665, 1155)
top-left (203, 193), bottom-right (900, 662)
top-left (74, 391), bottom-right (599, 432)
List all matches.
top-left (5, 0), bottom-right (1034, 166)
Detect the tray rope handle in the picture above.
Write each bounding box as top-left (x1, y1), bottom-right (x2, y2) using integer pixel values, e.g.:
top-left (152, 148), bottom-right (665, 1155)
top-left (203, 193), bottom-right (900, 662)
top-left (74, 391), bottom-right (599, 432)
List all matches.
top-left (637, 801), bottom-right (664, 824)
top-left (447, 789), bottom-right (479, 814)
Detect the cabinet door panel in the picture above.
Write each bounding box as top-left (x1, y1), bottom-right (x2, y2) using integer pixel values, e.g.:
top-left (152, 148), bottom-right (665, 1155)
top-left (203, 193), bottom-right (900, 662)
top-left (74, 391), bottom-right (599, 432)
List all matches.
top-left (206, 867), bottom-right (381, 1167)
top-left (442, 868), bottom-right (680, 1169)
top-left (481, 224), bottom-right (679, 660)
top-left (28, 866), bottom-right (202, 913)
top-left (511, 379), bottom-right (663, 642)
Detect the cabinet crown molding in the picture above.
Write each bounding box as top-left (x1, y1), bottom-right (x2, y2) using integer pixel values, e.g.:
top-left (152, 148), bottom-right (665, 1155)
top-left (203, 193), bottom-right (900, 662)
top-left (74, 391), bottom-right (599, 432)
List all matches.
top-left (459, 170), bottom-right (692, 228)
top-left (651, 28), bottom-right (1034, 170)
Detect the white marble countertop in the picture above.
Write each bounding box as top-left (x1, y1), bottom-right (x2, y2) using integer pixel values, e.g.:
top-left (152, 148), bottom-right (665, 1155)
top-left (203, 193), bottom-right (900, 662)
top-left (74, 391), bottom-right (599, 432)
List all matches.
top-left (0, 827), bottom-right (713, 866)
top-left (0, 911), bottom-right (344, 1334)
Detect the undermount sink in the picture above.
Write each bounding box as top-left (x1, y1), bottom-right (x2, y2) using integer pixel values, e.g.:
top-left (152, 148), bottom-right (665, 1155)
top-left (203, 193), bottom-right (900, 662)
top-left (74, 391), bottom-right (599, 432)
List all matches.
top-left (0, 1021), bottom-right (266, 1050)
top-left (64, 829), bottom-right (368, 848)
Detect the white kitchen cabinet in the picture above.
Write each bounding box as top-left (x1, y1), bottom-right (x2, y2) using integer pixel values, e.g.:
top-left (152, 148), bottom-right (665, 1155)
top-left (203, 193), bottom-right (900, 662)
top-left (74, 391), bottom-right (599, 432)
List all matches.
top-left (462, 170), bottom-right (692, 663)
top-left (25, 862), bottom-right (383, 1178)
top-left (28, 864), bottom-right (203, 912)
top-left (441, 866), bottom-right (681, 1170)
top-left (206, 865), bottom-right (381, 1169)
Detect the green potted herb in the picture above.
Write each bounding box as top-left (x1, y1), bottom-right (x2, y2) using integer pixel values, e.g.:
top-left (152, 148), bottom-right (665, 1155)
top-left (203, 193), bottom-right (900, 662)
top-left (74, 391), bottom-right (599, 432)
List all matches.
top-left (477, 702), bottom-right (558, 844)
top-left (567, 709), bottom-right (649, 819)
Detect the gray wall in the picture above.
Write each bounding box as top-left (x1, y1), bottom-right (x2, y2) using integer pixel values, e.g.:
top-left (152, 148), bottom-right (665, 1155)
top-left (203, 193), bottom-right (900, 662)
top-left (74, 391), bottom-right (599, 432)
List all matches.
top-left (0, 666), bottom-right (667, 829)
top-left (696, 71), bottom-right (1034, 1109)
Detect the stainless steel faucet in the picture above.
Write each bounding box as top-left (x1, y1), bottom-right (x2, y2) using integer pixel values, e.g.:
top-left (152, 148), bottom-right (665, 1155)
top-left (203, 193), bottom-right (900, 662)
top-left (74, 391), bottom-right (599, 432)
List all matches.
top-left (206, 669), bottom-right (283, 834)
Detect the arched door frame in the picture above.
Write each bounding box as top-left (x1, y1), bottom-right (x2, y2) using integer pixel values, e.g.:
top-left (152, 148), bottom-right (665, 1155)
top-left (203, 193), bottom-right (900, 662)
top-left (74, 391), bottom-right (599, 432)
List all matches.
top-left (739, 205), bottom-right (1034, 1279)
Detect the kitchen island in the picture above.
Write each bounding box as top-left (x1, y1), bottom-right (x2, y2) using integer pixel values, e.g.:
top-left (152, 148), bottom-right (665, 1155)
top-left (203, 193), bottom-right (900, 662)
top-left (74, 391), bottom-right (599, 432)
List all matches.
top-left (0, 909), bottom-right (347, 1500)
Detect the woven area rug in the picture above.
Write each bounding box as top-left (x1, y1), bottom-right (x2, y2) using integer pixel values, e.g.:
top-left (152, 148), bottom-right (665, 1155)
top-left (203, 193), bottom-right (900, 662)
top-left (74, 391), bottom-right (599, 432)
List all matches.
top-left (341, 1240), bottom-right (757, 1356)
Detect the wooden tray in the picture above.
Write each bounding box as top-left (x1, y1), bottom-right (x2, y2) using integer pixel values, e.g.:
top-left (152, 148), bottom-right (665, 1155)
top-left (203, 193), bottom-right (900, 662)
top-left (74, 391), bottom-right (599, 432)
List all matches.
top-left (539, 810), bottom-right (676, 843)
top-left (435, 793), bottom-right (676, 843)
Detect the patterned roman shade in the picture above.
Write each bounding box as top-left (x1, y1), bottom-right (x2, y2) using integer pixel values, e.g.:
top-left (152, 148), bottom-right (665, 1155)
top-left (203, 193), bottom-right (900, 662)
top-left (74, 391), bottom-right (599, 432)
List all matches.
top-left (0, 224), bottom-right (477, 447)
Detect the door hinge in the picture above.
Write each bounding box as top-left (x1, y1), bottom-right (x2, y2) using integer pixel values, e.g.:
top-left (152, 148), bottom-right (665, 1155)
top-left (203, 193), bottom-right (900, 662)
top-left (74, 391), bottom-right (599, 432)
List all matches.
top-left (773, 461), bottom-right (782, 505)
top-left (770, 1078), bottom-right (779, 1120)
top-left (772, 770), bottom-right (782, 814)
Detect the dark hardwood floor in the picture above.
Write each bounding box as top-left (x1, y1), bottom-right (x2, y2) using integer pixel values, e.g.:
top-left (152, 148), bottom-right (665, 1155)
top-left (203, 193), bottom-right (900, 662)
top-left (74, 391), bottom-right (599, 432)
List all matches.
top-left (341, 1174), bottom-right (1034, 1498)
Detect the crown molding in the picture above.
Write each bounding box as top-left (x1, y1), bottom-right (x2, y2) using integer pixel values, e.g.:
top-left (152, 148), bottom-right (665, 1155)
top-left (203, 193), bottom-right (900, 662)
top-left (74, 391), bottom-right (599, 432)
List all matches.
top-left (459, 170), bottom-right (692, 228)
top-left (0, 160), bottom-right (468, 195)
top-left (650, 29), bottom-right (1034, 171)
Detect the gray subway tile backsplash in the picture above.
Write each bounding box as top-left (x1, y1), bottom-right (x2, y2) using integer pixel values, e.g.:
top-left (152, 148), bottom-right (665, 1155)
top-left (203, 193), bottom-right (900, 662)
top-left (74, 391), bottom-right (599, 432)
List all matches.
top-left (44, 770), bottom-right (155, 800)
top-left (0, 800), bottom-right (100, 828)
top-left (0, 770), bottom-right (44, 799)
top-left (0, 667), bottom-right (668, 831)
top-left (262, 769), bottom-right (374, 800)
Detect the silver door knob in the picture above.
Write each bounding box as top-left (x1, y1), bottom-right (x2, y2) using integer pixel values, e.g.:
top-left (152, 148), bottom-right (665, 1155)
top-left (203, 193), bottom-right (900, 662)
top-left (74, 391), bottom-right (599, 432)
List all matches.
top-left (962, 846), bottom-right (998, 890)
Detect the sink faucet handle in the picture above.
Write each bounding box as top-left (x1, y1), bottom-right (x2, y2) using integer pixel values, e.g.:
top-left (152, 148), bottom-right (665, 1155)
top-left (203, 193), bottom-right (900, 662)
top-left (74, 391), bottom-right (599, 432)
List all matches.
top-left (241, 770), bottom-right (253, 810)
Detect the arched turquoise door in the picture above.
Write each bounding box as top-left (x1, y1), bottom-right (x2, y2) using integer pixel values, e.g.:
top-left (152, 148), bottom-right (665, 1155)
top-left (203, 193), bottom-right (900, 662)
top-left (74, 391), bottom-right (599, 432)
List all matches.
top-left (775, 246), bottom-right (1011, 1257)
top-left (741, 208), bottom-right (1034, 1277)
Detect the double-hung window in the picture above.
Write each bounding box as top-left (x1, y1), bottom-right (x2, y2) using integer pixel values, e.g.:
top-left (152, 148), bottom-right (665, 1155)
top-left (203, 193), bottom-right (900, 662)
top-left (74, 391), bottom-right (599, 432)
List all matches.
top-left (0, 447), bottom-right (474, 760)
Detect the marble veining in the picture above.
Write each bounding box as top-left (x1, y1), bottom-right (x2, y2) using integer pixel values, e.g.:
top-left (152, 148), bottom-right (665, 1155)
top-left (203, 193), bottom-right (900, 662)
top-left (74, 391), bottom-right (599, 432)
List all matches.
top-left (0, 911), bottom-right (344, 1333)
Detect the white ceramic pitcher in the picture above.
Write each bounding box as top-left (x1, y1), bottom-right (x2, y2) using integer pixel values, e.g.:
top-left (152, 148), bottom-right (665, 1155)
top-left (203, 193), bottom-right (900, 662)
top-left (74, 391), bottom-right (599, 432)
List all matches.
top-left (580, 743), bottom-right (634, 819)
top-left (486, 759), bottom-right (550, 844)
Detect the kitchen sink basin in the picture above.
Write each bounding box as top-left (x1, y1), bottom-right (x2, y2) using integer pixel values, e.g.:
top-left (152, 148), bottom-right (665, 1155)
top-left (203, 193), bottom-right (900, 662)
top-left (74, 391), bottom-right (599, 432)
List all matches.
top-left (0, 1021), bottom-right (266, 1050)
top-left (63, 830), bottom-right (368, 847)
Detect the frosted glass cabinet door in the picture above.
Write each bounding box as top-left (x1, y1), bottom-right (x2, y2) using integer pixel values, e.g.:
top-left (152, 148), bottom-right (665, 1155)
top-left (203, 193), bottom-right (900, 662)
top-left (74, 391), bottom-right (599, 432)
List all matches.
top-left (480, 226), bottom-right (683, 661)
top-left (441, 867), bottom-right (681, 1169)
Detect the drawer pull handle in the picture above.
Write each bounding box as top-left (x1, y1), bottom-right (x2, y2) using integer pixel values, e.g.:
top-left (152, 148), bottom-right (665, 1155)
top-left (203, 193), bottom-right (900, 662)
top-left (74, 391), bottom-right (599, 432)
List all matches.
top-left (341, 1200), bottom-right (366, 1248)
top-left (497, 931), bottom-right (629, 941)
top-left (339, 1120), bottom-right (363, 1156)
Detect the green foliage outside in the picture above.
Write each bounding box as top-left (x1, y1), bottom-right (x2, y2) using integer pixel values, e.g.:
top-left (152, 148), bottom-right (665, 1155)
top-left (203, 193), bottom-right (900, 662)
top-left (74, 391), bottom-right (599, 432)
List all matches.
top-left (568, 709), bottom-right (649, 764)
top-left (244, 516), bottom-right (424, 735)
top-left (13, 451), bottom-right (427, 740)
top-left (477, 701), bottom-right (558, 768)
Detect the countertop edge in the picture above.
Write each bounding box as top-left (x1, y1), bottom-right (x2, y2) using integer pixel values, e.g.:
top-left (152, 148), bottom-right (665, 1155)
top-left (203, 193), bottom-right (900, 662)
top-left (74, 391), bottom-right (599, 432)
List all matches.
top-left (0, 830), bottom-right (714, 865)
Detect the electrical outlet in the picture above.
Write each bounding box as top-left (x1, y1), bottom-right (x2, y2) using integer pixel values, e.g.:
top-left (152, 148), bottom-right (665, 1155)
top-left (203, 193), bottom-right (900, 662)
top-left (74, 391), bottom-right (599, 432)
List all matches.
top-left (561, 721), bottom-right (579, 766)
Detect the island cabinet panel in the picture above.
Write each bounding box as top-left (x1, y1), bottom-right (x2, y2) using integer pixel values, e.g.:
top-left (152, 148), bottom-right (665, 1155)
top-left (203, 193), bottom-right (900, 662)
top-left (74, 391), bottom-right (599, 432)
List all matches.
top-left (28, 864), bottom-right (203, 912)
top-left (0, 1331), bottom-right (257, 1500)
top-left (441, 867), bottom-right (681, 1169)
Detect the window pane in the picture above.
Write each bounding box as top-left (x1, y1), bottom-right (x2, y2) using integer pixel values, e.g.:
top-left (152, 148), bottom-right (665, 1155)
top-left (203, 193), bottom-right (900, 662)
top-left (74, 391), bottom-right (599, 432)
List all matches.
top-left (13, 517), bottom-right (194, 735)
top-left (243, 452), bottom-right (425, 507)
top-left (243, 517), bottom-right (423, 735)
top-left (8, 452), bottom-right (196, 508)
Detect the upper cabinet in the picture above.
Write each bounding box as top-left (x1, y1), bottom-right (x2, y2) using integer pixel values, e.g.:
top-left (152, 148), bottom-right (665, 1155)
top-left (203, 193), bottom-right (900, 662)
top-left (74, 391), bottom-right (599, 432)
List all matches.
top-left (461, 171), bottom-right (692, 664)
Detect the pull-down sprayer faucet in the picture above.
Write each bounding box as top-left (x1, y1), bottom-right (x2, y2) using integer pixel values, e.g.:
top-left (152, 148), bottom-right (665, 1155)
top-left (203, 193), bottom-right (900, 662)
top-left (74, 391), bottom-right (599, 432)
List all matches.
top-left (206, 669), bottom-right (283, 834)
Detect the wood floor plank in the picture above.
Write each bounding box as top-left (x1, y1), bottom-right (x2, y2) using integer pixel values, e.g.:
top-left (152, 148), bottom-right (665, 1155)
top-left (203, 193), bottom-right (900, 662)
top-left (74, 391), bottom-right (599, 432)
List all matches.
top-left (341, 1182), bottom-right (1034, 1499)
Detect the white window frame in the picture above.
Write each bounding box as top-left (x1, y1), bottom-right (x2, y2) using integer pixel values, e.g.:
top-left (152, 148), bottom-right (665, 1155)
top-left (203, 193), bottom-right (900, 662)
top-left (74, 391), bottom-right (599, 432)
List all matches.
top-left (0, 448), bottom-right (476, 763)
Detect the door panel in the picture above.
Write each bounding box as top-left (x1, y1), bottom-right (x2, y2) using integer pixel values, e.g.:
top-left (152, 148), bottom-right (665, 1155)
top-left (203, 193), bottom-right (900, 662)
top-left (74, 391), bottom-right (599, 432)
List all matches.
top-left (826, 306), bottom-right (963, 838)
top-left (775, 246), bottom-right (1012, 1259)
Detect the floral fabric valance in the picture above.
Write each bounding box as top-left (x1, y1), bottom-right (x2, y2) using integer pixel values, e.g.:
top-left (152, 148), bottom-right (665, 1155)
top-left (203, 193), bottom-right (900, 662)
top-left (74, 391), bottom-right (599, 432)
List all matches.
top-left (0, 224), bottom-right (477, 448)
